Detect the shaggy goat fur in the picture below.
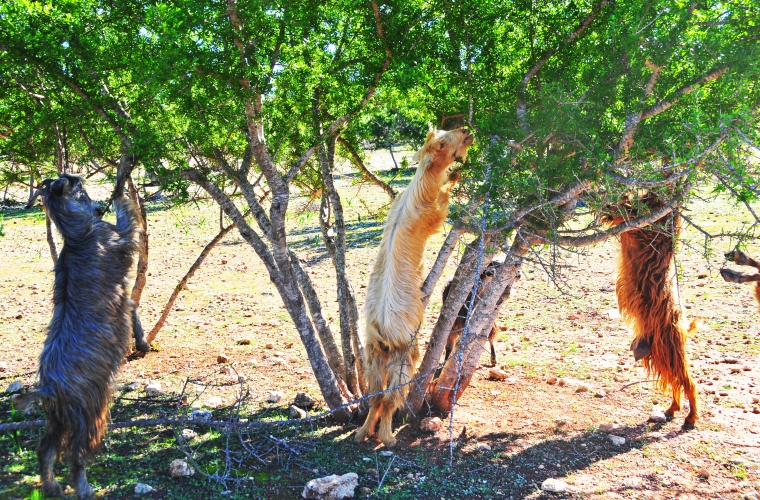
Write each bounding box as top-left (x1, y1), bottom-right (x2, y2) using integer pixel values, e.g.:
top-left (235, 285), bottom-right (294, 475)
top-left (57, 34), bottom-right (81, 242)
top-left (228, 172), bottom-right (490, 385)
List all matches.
top-left (607, 195), bottom-right (698, 428)
top-left (720, 250), bottom-right (760, 308)
top-left (356, 128), bottom-right (473, 447)
top-left (440, 260), bottom-right (517, 368)
top-left (16, 174), bottom-right (142, 499)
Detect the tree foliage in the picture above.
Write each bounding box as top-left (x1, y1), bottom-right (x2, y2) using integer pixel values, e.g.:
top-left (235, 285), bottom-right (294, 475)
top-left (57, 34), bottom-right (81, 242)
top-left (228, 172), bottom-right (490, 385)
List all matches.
top-left (1, 0), bottom-right (759, 415)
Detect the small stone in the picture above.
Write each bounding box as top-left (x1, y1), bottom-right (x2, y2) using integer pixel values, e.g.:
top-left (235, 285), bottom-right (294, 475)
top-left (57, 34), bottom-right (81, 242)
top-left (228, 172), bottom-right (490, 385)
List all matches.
top-left (754, 397), bottom-right (760, 404)
top-left (743, 366), bottom-right (752, 371)
top-left (302, 472), bottom-right (358, 500)
top-left (719, 391), bottom-right (729, 396)
top-left (575, 383), bottom-right (590, 393)
top-left (541, 478), bottom-right (568, 493)
top-left (364, 468), bottom-right (378, 478)
top-left (294, 392), bottom-right (316, 409)
top-left (217, 354), bottom-right (229, 363)
top-left (180, 429), bottom-right (197, 442)
top-left (134, 483), bottom-right (154, 494)
top-left (145, 382), bottom-right (163, 397)
top-left (237, 338), bottom-right (251, 345)
top-left (605, 308), bottom-right (622, 320)
top-left (599, 423), bottom-right (620, 433)
top-left (169, 459), bottom-right (195, 477)
top-left (557, 378), bottom-right (567, 387)
top-left (555, 417), bottom-right (570, 426)
top-left (649, 411), bottom-right (667, 423)
top-left (696, 468), bottom-right (710, 479)
top-left (546, 377), bottom-right (558, 385)
top-left (190, 409), bottom-right (212, 421)
top-left (731, 367), bottom-right (742, 374)
top-left (267, 391), bottom-right (283, 403)
top-left (420, 417), bottom-right (443, 432)
top-left (265, 343), bottom-right (274, 349)
top-left (15, 313), bottom-right (23, 319)
top-left (754, 407), bottom-right (760, 414)
top-left (600, 284), bottom-right (615, 292)
top-left (219, 366), bottom-right (231, 375)
top-left (245, 359), bottom-right (257, 366)
top-left (290, 405), bottom-right (307, 419)
top-left (5, 381), bottom-right (23, 394)
top-left (489, 368), bottom-right (509, 381)
top-left (274, 351), bottom-right (286, 358)
top-left (358, 487), bottom-right (371, 495)
top-left (392, 468), bottom-right (400, 473)
top-left (608, 435), bottom-right (626, 446)
top-left (594, 390), bottom-right (606, 398)
top-left (613, 374), bottom-right (626, 382)
top-left (730, 458), bottom-right (746, 466)
top-left (476, 443), bottom-right (491, 451)
top-left (723, 358), bottom-right (740, 364)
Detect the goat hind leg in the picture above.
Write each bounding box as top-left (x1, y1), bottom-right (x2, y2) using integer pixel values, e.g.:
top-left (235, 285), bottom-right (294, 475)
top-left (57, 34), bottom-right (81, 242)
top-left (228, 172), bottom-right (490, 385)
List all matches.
top-left (682, 380), bottom-right (699, 430)
top-left (38, 435), bottom-right (62, 497)
top-left (69, 453), bottom-right (94, 500)
top-left (377, 400), bottom-right (397, 448)
top-left (355, 404), bottom-right (381, 443)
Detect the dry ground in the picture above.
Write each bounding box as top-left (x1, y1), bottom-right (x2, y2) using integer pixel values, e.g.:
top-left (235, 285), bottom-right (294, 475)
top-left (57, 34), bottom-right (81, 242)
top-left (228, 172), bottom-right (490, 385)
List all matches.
top-left (1, 151), bottom-right (760, 499)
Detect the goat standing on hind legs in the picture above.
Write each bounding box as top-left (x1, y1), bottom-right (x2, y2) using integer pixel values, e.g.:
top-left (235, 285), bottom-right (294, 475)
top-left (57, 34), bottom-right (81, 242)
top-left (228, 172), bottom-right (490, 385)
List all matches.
top-left (356, 128), bottom-right (473, 448)
top-left (15, 174), bottom-right (143, 499)
top-left (611, 204), bottom-right (699, 429)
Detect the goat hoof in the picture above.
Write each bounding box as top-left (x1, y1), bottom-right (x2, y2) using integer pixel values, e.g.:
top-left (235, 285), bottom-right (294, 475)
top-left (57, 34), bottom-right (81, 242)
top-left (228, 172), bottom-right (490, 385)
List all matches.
top-left (135, 341), bottom-right (150, 353)
top-left (681, 421), bottom-right (696, 431)
top-left (354, 430), bottom-right (368, 443)
top-left (42, 480), bottom-right (63, 497)
top-left (664, 412), bottom-right (675, 421)
top-left (75, 483), bottom-right (94, 500)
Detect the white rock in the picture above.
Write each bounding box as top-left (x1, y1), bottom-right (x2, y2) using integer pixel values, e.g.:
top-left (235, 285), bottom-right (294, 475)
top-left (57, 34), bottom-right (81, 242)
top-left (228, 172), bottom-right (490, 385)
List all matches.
top-left (190, 409), bottom-right (212, 421)
top-left (600, 284), bottom-right (615, 292)
top-left (134, 483), bottom-right (154, 494)
top-left (594, 390), bottom-right (606, 398)
top-left (169, 459), bottom-right (195, 477)
top-left (379, 450), bottom-right (393, 457)
top-left (420, 417), bottom-right (443, 433)
top-left (268, 391), bottom-right (284, 403)
top-left (145, 382), bottom-right (163, 397)
top-left (541, 478), bottom-right (568, 493)
top-left (180, 428), bottom-right (197, 442)
top-left (489, 368), bottom-right (509, 381)
top-left (476, 443), bottom-right (491, 451)
top-left (5, 381), bottom-right (22, 393)
top-left (608, 435), bottom-right (626, 446)
top-left (649, 410), bottom-right (667, 423)
top-left (302, 473), bottom-right (358, 500)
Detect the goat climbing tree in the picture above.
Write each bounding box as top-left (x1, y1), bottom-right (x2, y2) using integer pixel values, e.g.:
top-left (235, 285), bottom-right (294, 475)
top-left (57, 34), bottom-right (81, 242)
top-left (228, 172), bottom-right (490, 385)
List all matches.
top-left (1, 0), bottom-right (759, 418)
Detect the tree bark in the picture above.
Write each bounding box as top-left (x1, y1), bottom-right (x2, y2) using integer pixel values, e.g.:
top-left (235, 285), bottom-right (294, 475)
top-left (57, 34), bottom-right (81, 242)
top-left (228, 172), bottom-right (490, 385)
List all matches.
top-left (428, 235), bottom-right (529, 411)
top-left (44, 208), bottom-right (58, 265)
top-left (405, 235), bottom-right (498, 416)
top-left (420, 226), bottom-right (465, 308)
top-left (318, 137), bottom-right (365, 396)
top-left (182, 168), bottom-right (351, 421)
top-left (127, 176), bottom-right (149, 306)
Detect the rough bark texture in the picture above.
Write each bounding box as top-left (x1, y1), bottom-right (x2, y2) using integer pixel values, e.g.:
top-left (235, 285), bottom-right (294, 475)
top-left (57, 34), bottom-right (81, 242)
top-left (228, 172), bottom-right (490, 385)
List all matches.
top-left (318, 138), bottom-right (364, 397)
top-left (127, 176), bottom-right (148, 306)
top-left (44, 209), bottom-right (58, 265)
top-left (182, 168), bottom-right (350, 420)
top-left (428, 236), bottom-right (529, 411)
top-left (406, 235), bottom-right (497, 416)
top-left (420, 226), bottom-right (464, 308)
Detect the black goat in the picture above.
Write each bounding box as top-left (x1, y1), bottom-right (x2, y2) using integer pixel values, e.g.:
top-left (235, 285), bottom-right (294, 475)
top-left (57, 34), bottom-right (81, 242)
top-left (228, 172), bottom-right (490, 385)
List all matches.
top-left (16, 174), bottom-right (144, 499)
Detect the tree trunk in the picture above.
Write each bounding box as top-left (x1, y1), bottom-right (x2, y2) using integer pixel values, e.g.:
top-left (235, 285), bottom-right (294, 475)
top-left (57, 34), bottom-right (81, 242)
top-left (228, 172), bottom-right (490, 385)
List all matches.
top-left (44, 208), bottom-right (58, 265)
top-left (405, 235), bottom-right (498, 416)
top-left (182, 168), bottom-right (351, 421)
top-left (318, 138), bottom-right (365, 396)
top-left (127, 176), bottom-right (149, 306)
top-left (146, 221), bottom-right (236, 344)
top-left (428, 235), bottom-right (528, 411)
top-left (420, 226), bottom-right (464, 308)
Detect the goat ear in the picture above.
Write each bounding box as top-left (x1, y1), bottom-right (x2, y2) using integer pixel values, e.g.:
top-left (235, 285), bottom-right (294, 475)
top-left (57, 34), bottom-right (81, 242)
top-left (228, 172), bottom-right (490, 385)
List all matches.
top-left (50, 177), bottom-right (67, 197)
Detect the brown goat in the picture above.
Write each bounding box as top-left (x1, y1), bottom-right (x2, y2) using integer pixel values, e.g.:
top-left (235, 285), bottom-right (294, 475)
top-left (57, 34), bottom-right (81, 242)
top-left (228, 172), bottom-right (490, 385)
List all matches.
top-left (720, 250), bottom-right (760, 307)
top-left (440, 260), bottom-right (517, 367)
top-left (606, 195), bottom-right (698, 429)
